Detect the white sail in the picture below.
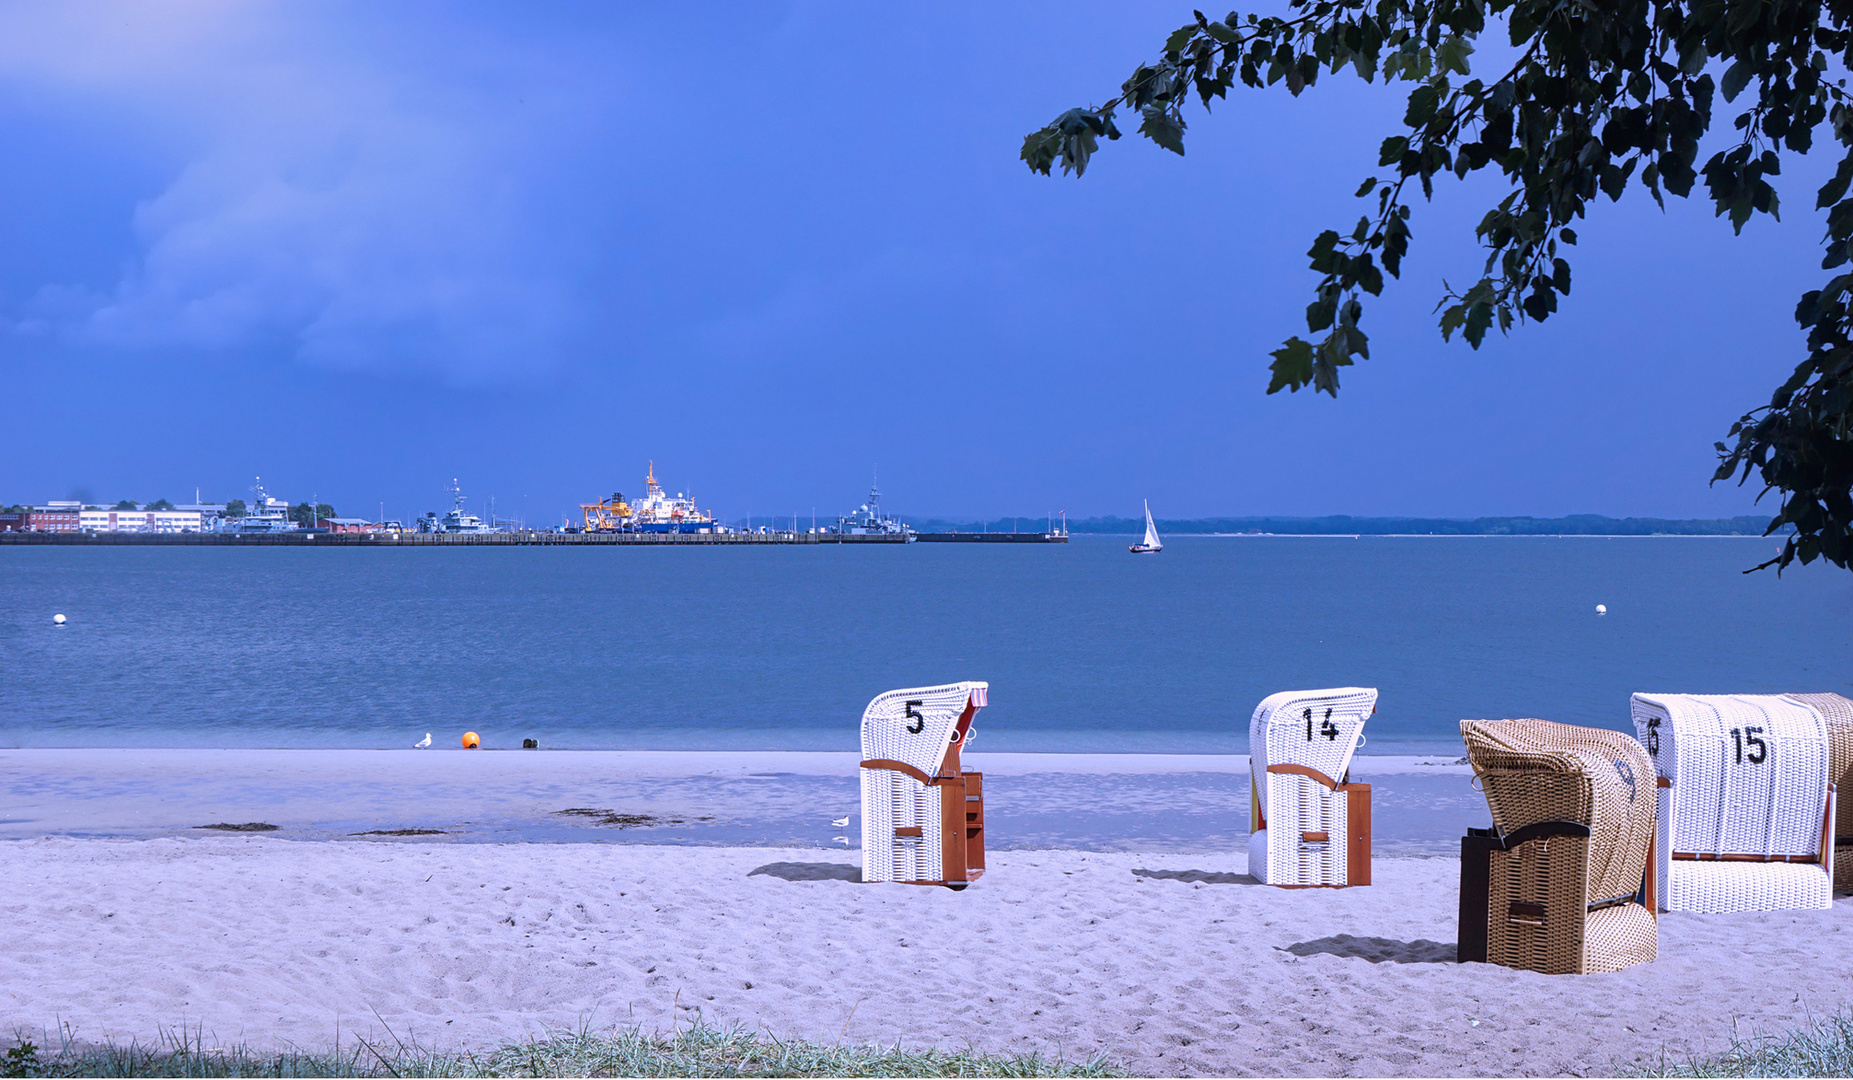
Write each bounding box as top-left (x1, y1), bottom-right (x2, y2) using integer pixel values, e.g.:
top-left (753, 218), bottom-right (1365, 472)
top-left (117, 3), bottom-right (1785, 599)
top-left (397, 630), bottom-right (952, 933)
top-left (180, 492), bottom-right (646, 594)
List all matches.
top-left (1142, 501), bottom-right (1161, 550)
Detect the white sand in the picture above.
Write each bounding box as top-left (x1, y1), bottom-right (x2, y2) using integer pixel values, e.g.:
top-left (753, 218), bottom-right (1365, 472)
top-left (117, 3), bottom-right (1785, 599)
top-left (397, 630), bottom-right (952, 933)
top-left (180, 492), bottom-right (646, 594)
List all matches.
top-left (2, 837), bottom-right (1848, 1076)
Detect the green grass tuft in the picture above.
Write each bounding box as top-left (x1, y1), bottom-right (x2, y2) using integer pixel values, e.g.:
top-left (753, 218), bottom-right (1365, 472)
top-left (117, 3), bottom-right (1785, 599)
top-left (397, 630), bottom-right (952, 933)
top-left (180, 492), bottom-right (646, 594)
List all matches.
top-left (1626, 1010), bottom-right (1853, 1078)
top-left (3, 1017), bottom-right (1126, 1078)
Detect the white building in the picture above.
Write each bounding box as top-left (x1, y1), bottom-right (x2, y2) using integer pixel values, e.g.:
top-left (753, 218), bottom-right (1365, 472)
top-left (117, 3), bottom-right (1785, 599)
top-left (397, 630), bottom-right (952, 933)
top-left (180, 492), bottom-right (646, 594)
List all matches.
top-left (79, 507), bottom-right (205, 533)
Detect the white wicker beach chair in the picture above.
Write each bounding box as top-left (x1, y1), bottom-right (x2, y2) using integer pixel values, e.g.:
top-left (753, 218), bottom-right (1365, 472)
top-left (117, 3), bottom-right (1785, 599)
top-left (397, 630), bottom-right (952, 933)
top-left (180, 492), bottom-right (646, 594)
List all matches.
top-left (1246, 687), bottom-right (1376, 887)
top-left (859, 681), bottom-right (988, 889)
top-left (1631, 693), bottom-right (1836, 913)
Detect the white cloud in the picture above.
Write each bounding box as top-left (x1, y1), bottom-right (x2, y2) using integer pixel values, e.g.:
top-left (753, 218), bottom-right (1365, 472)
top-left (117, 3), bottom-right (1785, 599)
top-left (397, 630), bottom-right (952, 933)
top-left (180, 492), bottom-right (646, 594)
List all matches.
top-left (0, 1), bottom-right (606, 382)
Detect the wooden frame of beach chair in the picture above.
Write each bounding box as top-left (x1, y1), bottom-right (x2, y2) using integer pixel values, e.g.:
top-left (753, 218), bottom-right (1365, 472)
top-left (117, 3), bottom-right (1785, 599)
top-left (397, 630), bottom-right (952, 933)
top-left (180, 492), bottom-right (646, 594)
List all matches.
top-left (1246, 688), bottom-right (1376, 887)
top-left (1631, 694), bottom-right (1835, 913)
top-left (1457, 719), bottom-right (1658, 975)
top-left (859, 682), bottom-right (987, 889)
top-left (1785, 692), bottom-right (1853, 893)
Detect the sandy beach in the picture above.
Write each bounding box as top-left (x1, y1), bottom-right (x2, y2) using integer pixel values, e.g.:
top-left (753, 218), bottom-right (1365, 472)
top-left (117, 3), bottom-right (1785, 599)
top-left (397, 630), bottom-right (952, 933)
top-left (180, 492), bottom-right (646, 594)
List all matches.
top-left (3, 833), bottom-right (1850, 1077)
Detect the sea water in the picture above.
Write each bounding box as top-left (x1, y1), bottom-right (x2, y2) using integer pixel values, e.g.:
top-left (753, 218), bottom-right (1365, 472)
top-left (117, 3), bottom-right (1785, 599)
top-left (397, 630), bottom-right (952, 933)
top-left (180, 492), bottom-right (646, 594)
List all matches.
top-left (0, 535), bottom-right (1848, 754)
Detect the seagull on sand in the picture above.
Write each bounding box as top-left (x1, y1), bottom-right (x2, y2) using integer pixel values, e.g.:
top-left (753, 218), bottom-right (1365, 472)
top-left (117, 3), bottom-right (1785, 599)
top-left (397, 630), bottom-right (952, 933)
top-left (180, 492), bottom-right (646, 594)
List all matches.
top-left (831, 815), bottom-right (851, 828)
top-left (415, 733), bottom-right (432, 748)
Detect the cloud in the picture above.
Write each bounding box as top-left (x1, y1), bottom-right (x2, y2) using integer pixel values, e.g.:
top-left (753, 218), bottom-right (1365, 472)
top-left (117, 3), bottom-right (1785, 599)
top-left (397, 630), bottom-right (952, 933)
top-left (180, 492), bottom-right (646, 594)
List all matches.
top-left (0, 1), bottom-right (609, 382)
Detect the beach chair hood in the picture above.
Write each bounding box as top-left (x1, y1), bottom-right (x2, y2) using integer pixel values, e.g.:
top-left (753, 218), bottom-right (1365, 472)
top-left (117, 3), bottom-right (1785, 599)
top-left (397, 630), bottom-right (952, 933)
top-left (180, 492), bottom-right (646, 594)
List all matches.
top-left (1461, 718), bottom-right (1655, 906)
top-left (1631, 693), bottom-right (1827, 858)
top-left (859, 682), bottom-right (987, 779)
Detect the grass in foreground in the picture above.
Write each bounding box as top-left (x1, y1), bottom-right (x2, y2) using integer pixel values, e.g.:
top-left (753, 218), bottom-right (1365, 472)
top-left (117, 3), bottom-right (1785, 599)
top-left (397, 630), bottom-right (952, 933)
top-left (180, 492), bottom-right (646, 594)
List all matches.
top-left (1626, 1010), bottom-right (1853, 1078)
top-left (2, 1018), bottom-right (1125, 1078)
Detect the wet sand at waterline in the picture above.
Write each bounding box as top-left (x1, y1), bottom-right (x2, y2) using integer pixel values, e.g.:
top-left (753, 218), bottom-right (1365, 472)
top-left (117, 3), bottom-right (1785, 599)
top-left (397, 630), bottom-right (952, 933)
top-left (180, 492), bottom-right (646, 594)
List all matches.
top-left (3, 838), bottom-right (1850, 1076)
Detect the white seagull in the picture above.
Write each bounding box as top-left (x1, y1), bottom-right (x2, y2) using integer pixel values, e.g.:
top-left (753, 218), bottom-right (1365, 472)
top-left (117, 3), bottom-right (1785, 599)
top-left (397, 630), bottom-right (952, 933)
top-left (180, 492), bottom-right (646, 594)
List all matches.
top-left (833, 836), bottom-right (850, 846)
top-left (831, 816), bottom-right (851, 829)
top-left (415, 733), bottom-right (432, 748)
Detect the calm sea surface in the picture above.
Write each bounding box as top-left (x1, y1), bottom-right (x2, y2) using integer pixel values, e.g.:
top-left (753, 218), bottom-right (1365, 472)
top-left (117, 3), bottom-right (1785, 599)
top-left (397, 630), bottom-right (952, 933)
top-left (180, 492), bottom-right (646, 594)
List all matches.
top-left (1, 536), bottom-right (1849, 754)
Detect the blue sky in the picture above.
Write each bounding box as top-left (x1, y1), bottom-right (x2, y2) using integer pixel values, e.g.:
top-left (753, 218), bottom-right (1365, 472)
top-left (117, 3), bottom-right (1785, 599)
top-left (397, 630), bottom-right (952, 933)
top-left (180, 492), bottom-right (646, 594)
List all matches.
top-left (0, 2), bottom-right (1828, 523)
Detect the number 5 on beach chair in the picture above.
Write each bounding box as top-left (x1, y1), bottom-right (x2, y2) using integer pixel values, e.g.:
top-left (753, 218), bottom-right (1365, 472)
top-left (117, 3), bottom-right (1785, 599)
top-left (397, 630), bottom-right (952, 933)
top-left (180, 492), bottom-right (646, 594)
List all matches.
top-left (1247, 687), bottom-right (1376, 887)
top-left (1457, 719), bottom-right (1658, 974)
top-left (1631, 694), bottom-right (1836, 913)
top-left (859, 682), bottom-right (988, 889)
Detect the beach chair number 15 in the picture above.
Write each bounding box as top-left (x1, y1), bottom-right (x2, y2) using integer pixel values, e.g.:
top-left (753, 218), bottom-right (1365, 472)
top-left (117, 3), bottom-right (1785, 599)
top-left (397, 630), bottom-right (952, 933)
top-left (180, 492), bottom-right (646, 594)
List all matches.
top-left (1729, 726), bottom-right (1767, 765)
top-left (1304, 707), bottom-right (1338, 742)
top-left (905, 701), bottom-right (925, 735)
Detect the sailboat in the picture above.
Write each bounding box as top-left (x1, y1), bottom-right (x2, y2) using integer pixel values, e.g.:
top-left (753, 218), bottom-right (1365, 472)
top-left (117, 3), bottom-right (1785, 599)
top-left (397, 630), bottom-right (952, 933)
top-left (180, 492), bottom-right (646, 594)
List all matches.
top-left (1129, 500), bottom-right (1162, 554)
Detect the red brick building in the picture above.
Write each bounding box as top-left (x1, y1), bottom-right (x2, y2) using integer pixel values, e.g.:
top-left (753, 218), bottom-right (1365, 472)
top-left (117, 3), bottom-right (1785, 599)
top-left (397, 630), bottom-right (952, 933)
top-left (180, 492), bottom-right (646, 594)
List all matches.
top-left (29, 507), bottom-right (80, 533)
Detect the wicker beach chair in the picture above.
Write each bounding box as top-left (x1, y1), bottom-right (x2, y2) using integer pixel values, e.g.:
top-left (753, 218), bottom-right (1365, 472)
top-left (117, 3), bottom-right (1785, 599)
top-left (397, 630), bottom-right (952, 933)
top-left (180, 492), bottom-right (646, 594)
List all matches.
top-left (859, 681), bottom-right (988, 889)
top-left (1457, 719), bottom-right (1658, 974)
top-left (1632, 694), bottom-right (1835, 912)
top-left (1247, 687), bottom-right (1376, 887)
top-left (1786, 692), bottom-right (1853, 892)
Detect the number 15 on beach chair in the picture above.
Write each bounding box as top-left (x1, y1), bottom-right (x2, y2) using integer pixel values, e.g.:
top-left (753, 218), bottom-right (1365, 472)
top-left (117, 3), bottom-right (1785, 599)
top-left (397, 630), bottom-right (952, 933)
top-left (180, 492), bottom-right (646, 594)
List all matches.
top-left (859, 682), bottom-right (988, 890)
top-left (1247, 687), bottom-right (1376, 887)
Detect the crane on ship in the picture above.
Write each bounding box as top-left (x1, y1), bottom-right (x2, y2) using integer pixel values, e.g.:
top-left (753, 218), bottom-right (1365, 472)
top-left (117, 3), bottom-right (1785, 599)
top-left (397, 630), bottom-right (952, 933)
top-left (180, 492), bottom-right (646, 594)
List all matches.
top-left (581, 490), bottom-right (633, 532)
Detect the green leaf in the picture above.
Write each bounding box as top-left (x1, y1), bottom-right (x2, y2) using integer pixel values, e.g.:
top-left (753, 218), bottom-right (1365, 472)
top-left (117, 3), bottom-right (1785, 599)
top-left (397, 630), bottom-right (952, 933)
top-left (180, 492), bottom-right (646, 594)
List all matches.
top-left (1138, 105), bottom-right (1187, 156)
top-left (1721, 59), bottom-right (1753, 103)
top-left (1267, 337), bottom-right (1315, 394)
top-left (1436, 36), bottom-right (1474, 76)
top-left (1404, 84), bottom-right (1440, 127)
top-left (1019, 128), bottom-right (1062, 175)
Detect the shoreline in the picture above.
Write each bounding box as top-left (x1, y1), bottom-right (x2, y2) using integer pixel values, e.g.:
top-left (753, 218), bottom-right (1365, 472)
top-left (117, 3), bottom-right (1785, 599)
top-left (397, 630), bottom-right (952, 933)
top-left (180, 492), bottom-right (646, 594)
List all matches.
top-left (0, 746), bottom-right (1473, 774)
top-left (0, 748), bottom-right (1483, 851)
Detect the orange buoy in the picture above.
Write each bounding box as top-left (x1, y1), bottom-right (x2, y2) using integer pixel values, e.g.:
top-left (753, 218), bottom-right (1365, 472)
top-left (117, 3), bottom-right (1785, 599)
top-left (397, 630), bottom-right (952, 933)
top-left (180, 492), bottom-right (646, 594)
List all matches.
top-left (462, 731), bottom-right (480, 749)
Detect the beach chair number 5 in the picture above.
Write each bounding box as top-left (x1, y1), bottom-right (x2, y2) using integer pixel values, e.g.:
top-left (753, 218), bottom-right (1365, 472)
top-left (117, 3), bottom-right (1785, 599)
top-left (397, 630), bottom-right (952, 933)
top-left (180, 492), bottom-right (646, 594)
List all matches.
top-left (1729, 726), bottom-right (1768, 765)
top-left (1303, 707), bottom-right (1339, 742)
top-left (904, 700), bottom-right (925, 735)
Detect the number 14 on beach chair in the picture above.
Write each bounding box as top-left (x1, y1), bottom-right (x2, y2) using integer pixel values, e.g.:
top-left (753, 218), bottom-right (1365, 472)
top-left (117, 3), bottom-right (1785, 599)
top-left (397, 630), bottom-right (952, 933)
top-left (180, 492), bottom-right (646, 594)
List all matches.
top-left (859, 682), bottom-right (988, 890)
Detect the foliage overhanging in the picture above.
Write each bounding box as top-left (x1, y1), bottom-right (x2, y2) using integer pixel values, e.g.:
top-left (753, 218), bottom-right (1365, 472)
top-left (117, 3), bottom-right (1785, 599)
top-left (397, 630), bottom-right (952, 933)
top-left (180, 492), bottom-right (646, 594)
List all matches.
top-left (1022, 0), bottom-right (1853, 572)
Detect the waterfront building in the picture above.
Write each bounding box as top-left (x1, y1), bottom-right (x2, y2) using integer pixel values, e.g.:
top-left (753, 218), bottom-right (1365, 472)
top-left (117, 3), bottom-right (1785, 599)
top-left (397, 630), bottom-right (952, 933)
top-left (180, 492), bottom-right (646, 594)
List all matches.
top-left (14, 504), bottom-right (81, 532)
top-left (321, 518), bottom-right (381, 534)
top-left (78, 507), bottom-right (204, 533)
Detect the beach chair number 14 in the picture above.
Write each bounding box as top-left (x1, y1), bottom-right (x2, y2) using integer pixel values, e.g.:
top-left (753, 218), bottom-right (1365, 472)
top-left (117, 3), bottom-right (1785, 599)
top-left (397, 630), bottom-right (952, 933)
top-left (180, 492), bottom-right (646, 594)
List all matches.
top-left (1306, 707), bottom-right (1338, 742)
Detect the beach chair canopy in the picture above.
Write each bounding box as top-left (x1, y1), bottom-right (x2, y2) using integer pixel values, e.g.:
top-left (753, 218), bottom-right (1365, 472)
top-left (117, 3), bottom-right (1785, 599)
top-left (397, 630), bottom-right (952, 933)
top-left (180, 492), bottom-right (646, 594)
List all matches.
top-left (860, 681), bottom-right (987, 780)
top-left (1462, 718), bottom-right (1656, 905)
top-left (1631, 693), bottom-right (1828, 857)
top-left (1249, 687), bottom-right (1376, 794)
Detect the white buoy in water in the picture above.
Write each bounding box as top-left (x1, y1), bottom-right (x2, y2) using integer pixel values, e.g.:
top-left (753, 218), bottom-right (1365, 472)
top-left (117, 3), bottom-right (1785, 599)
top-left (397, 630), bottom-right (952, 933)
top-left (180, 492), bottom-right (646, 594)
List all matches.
top-left (1596, 604), bottom-right (1607, 616)
top-left (52, 614), bottom-right (65, 625)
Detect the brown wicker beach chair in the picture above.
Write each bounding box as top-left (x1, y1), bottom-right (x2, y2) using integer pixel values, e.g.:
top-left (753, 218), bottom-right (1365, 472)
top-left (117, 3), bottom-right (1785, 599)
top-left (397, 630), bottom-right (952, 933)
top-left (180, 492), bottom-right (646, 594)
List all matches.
top-left (1458, 719), bottom-right (1657, 974)
top-left (1786, 692), bottom-right (1852, 892)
